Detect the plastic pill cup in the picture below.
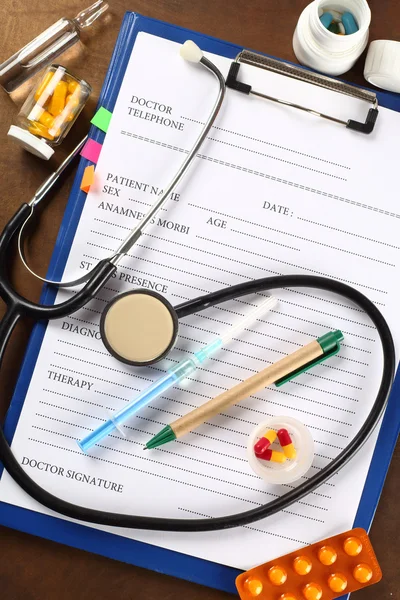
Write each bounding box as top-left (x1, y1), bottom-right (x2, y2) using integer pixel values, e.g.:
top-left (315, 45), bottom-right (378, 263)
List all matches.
top-left (7, 65), bottom-right (91, 160)
top-left (293, 0), bottom-right (371, 76)
top-left (247, 416), bottom-right (314, 485)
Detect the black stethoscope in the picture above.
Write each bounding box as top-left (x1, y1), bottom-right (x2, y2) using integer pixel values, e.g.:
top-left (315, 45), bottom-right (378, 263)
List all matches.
top-left (0, 42), bottom-right (395, 532)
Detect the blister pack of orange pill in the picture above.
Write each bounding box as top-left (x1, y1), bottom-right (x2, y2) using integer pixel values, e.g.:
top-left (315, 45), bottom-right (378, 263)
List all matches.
top-left (236, 528), bottom-right (381, 600)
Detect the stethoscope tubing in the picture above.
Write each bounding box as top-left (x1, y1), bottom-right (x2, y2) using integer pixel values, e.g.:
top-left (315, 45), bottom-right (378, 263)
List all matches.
top-left (0, 206), bottom-right (395, 531)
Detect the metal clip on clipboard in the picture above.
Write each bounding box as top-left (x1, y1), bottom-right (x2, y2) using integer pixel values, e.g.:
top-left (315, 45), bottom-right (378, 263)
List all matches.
top-left (226, 50), bottom-right (379, 134)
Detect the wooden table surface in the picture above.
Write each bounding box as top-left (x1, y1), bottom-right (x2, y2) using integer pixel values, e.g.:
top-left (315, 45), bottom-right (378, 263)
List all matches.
top-left (0, 1), bottom-right (399, 598)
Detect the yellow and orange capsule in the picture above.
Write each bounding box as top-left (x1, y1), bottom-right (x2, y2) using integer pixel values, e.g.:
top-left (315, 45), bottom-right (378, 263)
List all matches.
top-left (258, 448), bottom-right (286, 463)
top-left (48, 80), bottom-right (68, 116)
top-left (34, 71), bottom-right (54, 102)
top-left (28, 121), bottom-right (55, 140)
top-left (277, 428), bottom-right (296, 459)
top-left (254, 429), bottom-right (277, 456)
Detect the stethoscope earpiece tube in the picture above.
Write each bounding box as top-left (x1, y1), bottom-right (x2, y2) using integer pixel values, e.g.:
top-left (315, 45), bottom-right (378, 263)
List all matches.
top-left (0, 274), bottom-right (395, 531)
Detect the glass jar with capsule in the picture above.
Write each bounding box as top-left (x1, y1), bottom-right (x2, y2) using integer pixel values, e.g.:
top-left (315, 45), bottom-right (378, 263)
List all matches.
top-left (8, 65), bottom-right (91, 160)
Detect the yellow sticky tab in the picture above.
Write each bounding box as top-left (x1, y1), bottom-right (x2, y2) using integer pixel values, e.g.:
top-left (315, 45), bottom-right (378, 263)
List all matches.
top-left (80, 165), bottom-right (95, 193)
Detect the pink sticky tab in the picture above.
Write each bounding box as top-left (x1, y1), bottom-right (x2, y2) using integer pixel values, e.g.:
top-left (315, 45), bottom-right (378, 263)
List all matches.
top-left (80, 138), bottom-right (102, 164)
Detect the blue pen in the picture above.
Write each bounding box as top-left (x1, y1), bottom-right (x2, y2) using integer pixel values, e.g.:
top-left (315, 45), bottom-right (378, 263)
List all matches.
top-left (77, 296), bottom-right (277, 453)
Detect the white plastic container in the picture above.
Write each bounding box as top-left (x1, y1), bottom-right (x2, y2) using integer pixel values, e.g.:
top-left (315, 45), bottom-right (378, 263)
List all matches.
top-left (293, 0), bottom-right (371, 76)
top-left (247, 416), bottom-right (314, 485)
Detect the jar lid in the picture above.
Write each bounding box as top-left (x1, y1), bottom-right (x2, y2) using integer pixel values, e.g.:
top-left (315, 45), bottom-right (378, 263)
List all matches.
top-left (7, 125), bottom-right (54, 160)
top-left (364, 40), bottom-right (400, 93)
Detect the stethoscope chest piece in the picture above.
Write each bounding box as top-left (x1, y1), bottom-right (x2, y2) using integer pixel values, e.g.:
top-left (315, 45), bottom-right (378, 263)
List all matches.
top-left (100, 289), bottom-right (179, 366)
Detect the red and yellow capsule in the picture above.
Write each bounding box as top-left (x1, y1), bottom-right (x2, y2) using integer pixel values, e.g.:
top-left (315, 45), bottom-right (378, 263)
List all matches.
top-left (254, 429), bottom-right (277, 456)
top-left (256, 448), bottom-right (286, 463)
top-left (277, 428), bottom-right (296, 460)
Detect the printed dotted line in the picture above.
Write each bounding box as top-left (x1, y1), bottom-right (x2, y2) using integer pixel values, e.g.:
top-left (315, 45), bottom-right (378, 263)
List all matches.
top-left (39, 403), bottom-right (104, 422)
top-left (29, 437), bottom-right (263, 507)
top-left (291, 380), bottom-right (358, 403)
top-left (273, 306), bottom-right (374, 332)
top-left (207, 136), bottom-right (347, 181)
top-left (122, 131), bottom-right (398, 220)
top-left (95, 217), bottom-right (131, 230)
top-left (273, 387), bottom-right (355, 415)
top-left (285, 286), bottom-right (384, 310)
top-left (138, 239), bottom-right (256, 281)
top-left (53, 353), bottom-right (153, 382)
top-left (190, 430), bottom-right (246, 449)
top-left (315, 453), bottom-right (335, 461)
top-left (179, 116), bottom-right (350, 170)
top-left (49, 363), bottom-right (145, 391)
top-left (341, 344), bottom-right (371, 354)
top-left (176, 439), bottom-right (247, 462)
top-left (146, 232), bottom-right (280, 278)
top-left (338, 355), bottom-right (368, 366)
top-left (178, 508), bottom-right (309, 544)
top-left (320, 363), bottom-right (364, 378)
top-left (221, 346), bottom-right (272, 363)
top-left (283, 288), bottom-right (364, 313)
top-left (58, 339), bottom-right (109, 357)
top-left (91, 229), bottom-right (124, 242)
top-left (197, 235), bottom-right (387, 296)
top-left (82, 306), bottom-right (102, 315)
top-left (34, 418), bottom-right (83, 431)
top-left (97, 390), bottom-right (141, 404)
top-left (305, 372), bottom-right (362, 391)
top-left (43, 389), bottom-right (106, 411)
top-left (232, 226), bottom-right (393, 267)
top-left (211, 355), bottom-right (269, 372)
top-left (69, 316), bottom-right (99, 327)
top-left (298, 216), bottom-right (400, 251)
top-left (240, 398), bottom-right (352, 426)
top-left (128, 197), bottom-right (168, 212)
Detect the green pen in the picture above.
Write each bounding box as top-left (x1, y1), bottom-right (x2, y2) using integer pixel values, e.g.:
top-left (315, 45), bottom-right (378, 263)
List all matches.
top-left (145, 330), bottom-right (344, 450)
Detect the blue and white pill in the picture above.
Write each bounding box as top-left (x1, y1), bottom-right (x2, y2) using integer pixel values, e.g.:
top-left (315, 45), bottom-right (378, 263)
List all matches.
top-left (320, 11), bottom-right (334, 29)
top-left (342, 12), bottom-right (359, 34)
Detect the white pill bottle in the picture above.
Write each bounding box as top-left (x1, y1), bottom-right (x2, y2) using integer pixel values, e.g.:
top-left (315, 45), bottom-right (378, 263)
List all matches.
top-left (293, 0), bottom-right (371, 76)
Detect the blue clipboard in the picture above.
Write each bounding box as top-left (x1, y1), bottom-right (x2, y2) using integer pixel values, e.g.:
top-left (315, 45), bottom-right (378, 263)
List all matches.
top-left (1, 12), bottom-right (400, 595)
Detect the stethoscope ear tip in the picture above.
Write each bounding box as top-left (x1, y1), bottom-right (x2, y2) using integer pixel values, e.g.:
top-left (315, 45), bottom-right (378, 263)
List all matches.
top-left (180, 40), bottom-right (203, 63)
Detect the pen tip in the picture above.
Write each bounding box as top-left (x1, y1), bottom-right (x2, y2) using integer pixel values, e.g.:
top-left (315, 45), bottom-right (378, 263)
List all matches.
top-left (143, 446), bottom-right (148, 450)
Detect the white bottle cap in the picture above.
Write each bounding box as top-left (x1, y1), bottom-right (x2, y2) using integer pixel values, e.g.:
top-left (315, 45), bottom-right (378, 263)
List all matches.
top-left (364, 40), bottom-right (400, 93)
top-left (7, 125), bottom-right (54, 160)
